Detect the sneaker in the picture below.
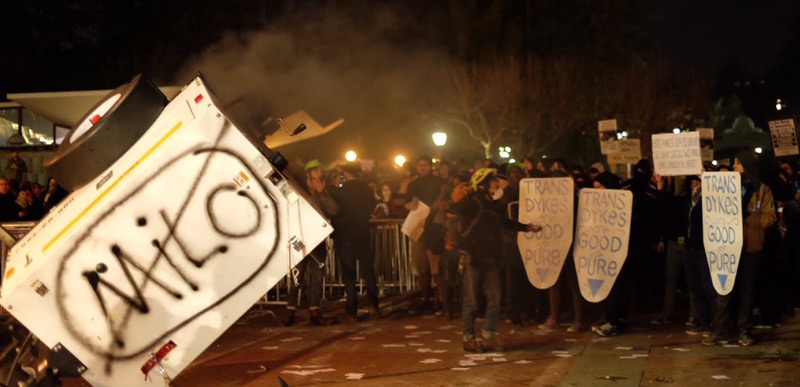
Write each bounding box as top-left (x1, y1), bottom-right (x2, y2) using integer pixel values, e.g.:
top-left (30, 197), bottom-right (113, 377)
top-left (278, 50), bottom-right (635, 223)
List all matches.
top-left (538, 317), bottom-right (558, 330)
top-left (685, 325), bottom-right (711, 336)
top-left (567, 322), bottom-right (586, 333)
top-left (739, 331), bottom-right (756, 346)
top-left (701, 334), bottom-right (729, 346)
top-left (480, 337), bottom-right (503, 352)
top-left (593, 322), bottom-right (620, 337)
top-left (650, 316), bottom-right (672, 325)
top-left (463, 339), bottom-right (483, 353)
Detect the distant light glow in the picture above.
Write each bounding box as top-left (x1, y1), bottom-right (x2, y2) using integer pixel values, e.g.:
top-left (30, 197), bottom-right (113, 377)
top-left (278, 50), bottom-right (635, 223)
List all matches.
top-left (432, 132), bottom-right (447, 146)
top-left (499, 151), bottom-right (510, 159)
top-left (672, 128), bottom-right (681, 134)
top-left (755, 147), bottom-right (763, 154)
top-left (776, 98), bottom-right (783, 111)
top-left (394, 155), bottom-right (406, 167)
top-left (509, 158), bottom-right (516, 163)
top-left (345, 150), bottom-right (357, 162)
top-left (712, 160), bottom-right (718, 166)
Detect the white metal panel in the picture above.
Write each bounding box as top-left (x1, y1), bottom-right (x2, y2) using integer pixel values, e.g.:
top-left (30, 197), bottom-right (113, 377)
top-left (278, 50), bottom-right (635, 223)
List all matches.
top-left (1, 77), bottom-right (331, 386)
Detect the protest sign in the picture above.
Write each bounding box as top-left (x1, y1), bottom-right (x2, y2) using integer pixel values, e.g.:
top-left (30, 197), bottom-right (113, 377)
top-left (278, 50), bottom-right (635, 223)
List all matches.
top-left (697, 128), bottom-right (715, 162)
top-left (517, 178), bottom-right (574, 289)
top-left (573, 188), bottom-right (633, 303)
top-left (652, 132), bottom-right (703, 176)
top-left (702, 172), bottom-right (743, 295)
top-left (598, 119), bottom-right (619, 154)
top-left (607, 139), bottom-right (642, 165)
top-left (401, 201), bottom-right (429, 242)
top-left (768, 119), bottom-right (798, 157)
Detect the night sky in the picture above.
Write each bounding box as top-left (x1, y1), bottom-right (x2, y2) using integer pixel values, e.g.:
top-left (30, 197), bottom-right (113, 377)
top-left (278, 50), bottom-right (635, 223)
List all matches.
top-left (2, 1), bottom-right (799, 163)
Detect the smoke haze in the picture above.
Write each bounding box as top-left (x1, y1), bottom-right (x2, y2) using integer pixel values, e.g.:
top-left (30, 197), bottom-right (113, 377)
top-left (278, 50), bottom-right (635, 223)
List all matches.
top-left (172, 3), bottom-right (457, 165)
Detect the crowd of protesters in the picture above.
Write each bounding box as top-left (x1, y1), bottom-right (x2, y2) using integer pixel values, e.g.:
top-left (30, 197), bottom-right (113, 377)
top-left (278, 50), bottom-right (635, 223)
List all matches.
top-left (0, 152), bottom-right (67, 223)
top-left (284, 149), bottom-right (800, 353)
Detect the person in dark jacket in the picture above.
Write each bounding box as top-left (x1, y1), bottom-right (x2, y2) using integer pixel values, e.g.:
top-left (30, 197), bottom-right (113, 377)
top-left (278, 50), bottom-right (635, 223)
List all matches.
top-left (450, 168), bottom-right (541, 352)
top-left (284, 160), bottom-right (340, 326)
top-left (683, 175), bottom-right (715, 336)
top-left (331, 162), bottom-right (379, 322)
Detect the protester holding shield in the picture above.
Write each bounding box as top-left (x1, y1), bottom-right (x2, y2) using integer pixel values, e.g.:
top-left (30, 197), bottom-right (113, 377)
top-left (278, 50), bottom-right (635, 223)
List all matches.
top-left (703, 151), bottom-right (776, 346)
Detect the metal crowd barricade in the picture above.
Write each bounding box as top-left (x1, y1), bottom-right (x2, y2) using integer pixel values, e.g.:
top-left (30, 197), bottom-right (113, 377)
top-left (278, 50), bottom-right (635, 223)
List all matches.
top-left (261, 218), bottom-right (415, 305)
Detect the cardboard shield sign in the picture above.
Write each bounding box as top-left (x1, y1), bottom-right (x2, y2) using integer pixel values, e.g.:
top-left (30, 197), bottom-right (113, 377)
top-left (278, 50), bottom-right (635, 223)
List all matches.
top-left (573, 188), bottom-right (633, 303)
top-left (702, 172), bottom-right (743, 295)
top-left (517, 178), bottom-right (574, 289)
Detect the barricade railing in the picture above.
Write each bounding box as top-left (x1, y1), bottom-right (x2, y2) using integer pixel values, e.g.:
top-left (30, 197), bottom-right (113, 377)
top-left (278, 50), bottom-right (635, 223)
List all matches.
top-left (261, 218), bottom-right (415, 305)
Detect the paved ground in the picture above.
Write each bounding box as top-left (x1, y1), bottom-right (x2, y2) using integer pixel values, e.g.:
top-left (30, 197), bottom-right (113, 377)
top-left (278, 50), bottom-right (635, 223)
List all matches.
top-left (159, 293), bottom-right (800, 387)
top-left (59, 292), bottom-right (800, 386)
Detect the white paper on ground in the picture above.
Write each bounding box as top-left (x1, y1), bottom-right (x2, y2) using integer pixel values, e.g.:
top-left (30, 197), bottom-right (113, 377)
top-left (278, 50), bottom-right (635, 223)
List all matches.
top-left (420, 358), bottom-right (442, 364)
top-left (345, 373), bottom-right (365, 380)
top-left (712, 375), bottom-right (730, 380)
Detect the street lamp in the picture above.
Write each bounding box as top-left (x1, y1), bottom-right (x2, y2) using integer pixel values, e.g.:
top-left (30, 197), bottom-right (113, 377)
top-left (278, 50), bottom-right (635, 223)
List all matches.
top-left (777, 99), bottom-right (783, 111)
top-left (672, 128), bottom-right (681, 134)
top-left (345, 150), bottom-right (357, 162)
top-left (394, 155), bottom-right (406, 167)
top-left (432, 132), bottom-right (447, 147)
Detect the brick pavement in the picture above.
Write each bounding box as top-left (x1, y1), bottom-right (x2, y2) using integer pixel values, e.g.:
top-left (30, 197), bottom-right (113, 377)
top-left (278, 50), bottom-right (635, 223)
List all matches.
top-left (163, 299), bottom-right (800, 387)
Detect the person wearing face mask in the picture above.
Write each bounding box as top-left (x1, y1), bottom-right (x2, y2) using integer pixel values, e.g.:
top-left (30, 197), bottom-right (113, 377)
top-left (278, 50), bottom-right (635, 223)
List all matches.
top-left (449, 168), bottom-right (542, 352)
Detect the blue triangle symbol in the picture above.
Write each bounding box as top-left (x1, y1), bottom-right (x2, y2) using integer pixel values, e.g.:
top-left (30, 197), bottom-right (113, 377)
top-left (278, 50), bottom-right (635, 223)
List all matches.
top-left (588, 279), bottom-right (604, 297)
top-left (718, 274), bottom-right (728, 290)
top-left (536, 268), bottom-right (549, 283)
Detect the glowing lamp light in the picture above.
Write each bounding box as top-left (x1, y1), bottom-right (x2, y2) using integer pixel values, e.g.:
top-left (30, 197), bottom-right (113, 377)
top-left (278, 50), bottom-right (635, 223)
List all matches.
top-left (345, 150), bottom-right (357, 162)
top-left (712, 160), bottom-right (718, 166)
top-left (672, 128), bottom-right (681, 134)
top-left (755, 147), bottom-right (763, 154)
top-left (394, 155), bottom-right (406, 167)
top-left (509, 158), bottom-right (516, 163)
top-left (432, 132), bottom-right (447, 146)
top-left (777, 99), bottom-right (783, 111)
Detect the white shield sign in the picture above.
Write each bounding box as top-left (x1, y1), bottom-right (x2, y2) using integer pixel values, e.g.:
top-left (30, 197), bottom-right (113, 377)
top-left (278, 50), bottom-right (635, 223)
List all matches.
top-left (517, 178), bottom-right (574, 289)
top-left (702, 172), bottom-right (743, 295)
top-left (573, 188), bottom-right (632, 303)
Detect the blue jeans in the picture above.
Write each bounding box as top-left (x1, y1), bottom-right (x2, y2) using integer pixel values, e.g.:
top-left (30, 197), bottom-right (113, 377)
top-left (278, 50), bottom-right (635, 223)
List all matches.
top-left (462, 263), bottom-right (502, 341)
